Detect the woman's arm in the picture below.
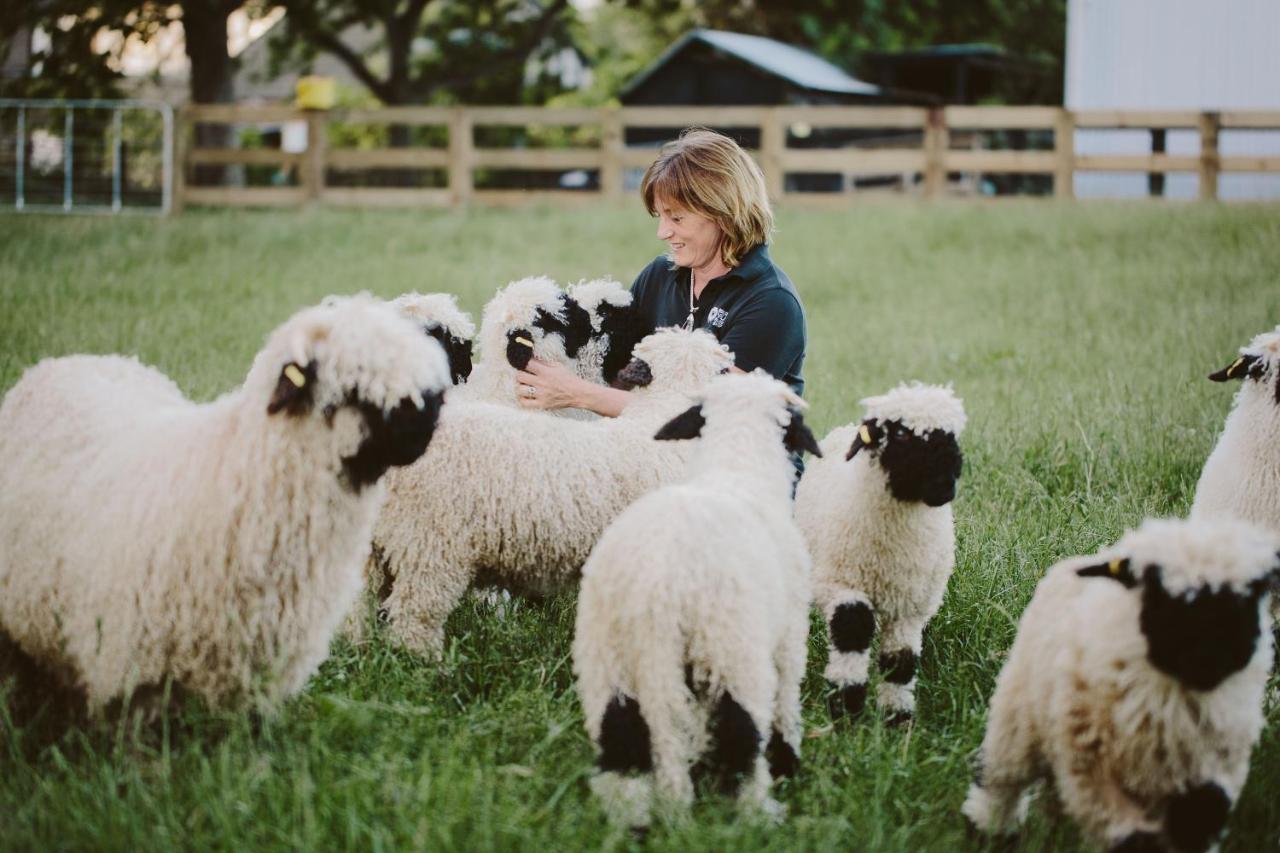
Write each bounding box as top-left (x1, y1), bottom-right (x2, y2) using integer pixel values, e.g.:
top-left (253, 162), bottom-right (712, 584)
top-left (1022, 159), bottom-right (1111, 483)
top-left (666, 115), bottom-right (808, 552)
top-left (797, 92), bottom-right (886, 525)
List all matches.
top-left (515, 359), bottom-right (632, 417)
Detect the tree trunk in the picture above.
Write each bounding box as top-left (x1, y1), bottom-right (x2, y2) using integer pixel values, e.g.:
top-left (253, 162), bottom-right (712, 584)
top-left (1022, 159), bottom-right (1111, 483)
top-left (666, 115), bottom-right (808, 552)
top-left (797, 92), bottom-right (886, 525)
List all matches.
top-left (183, 0), bottom-right (237, 186)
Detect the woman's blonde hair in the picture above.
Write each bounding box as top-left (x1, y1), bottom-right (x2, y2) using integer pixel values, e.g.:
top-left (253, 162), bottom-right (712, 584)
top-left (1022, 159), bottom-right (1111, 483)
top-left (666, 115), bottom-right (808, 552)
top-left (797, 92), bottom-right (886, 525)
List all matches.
top-left (640, 128), bottom-right (774, 268)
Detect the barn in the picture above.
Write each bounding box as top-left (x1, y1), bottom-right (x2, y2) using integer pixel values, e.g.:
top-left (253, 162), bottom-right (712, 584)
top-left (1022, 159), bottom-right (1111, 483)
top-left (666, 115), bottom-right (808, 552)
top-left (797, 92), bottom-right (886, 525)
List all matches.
top-left (1066, 0), bottom-right (1280, 199)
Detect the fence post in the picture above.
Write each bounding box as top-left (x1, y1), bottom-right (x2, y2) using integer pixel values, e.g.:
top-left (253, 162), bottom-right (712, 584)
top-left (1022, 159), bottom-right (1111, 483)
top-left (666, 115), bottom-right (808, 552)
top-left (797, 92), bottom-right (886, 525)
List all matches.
top-left (304, 110), bottom-right (327, 205)
top-left (1198, 111), bottom-right (1220, 201)
top-left (923, 107), bottom-right (947, 198)
top-left (171, 106), bottom-right (189, 215)
top-left (1054, 108), bottom-right (1075, 199)
top-left (600, 107), bottom-right (624, 202)
top-left (760, 108), bottom-right (784, 201)
top-left (449, 108), bottom-right (474, 209)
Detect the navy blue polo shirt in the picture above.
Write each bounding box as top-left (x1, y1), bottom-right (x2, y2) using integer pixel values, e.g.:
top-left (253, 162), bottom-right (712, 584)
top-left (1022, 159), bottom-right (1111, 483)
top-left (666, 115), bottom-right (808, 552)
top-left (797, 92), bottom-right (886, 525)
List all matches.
top-left (629, 243), bottom-right (806, 397)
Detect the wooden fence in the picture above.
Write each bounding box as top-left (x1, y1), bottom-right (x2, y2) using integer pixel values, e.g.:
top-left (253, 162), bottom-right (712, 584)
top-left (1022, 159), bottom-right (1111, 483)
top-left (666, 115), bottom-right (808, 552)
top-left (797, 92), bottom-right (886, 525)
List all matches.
top-left (174, 105), bottom-right (1280, 211)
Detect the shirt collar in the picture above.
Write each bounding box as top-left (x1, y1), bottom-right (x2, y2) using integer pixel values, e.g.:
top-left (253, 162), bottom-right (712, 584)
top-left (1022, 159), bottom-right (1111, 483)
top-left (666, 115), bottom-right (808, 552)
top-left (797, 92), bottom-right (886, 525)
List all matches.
top-left (721, 243), bottom-right (770, 283)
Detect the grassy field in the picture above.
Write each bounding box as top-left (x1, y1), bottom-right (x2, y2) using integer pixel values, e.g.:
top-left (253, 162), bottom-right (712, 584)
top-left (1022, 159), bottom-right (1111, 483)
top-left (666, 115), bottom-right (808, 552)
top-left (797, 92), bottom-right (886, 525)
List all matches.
top-left (1, 201), bottom-right (1278, 852)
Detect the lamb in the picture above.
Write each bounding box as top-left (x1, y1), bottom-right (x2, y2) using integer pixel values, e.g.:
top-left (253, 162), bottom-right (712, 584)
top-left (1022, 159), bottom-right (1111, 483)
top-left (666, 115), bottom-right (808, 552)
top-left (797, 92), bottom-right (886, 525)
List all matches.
top-left (567, 277), bottom-right (656, 387)
top-left (452, 275), bottom-right (594, 412)
top-left (389, 291), bottom-right (476, 385)
top-left (1191, 326), bottom-right (1280, 538)
top-left (0, 294), bottom-right (452, 716)
top-left (962, 517), bottom-right (1279, 852)
top-left (367, 327), bottom-right (735, 656)
top-left (572, 371), bottom-right (821, 829)
top-left (794, 382), bottom-right (966, 725)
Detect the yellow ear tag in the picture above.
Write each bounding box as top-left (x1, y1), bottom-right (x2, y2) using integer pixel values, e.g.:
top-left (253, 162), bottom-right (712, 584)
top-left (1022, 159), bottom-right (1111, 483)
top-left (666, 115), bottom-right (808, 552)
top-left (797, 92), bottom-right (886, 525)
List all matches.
top-left (859, 425), bottom-right (872, 445)
top-left (1108, 558), bottom-right (1123, 575)
top-left (515, 336), bottom-right (533, 348)
top-left (284, 364), bottom-right (307, 388)
top-left (1228, 356), bottom-right (1245, 376)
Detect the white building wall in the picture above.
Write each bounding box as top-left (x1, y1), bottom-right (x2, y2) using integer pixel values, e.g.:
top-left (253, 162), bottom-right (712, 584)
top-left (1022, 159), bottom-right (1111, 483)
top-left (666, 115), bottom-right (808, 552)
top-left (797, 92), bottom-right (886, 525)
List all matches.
top-left (1065, 0), bottom-right (1280, 199)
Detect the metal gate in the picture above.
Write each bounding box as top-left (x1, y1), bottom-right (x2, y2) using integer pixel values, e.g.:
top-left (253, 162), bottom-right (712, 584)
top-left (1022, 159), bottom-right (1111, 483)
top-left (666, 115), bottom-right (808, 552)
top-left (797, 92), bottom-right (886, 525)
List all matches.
top-left (0, 99), bottom-right (174, 214)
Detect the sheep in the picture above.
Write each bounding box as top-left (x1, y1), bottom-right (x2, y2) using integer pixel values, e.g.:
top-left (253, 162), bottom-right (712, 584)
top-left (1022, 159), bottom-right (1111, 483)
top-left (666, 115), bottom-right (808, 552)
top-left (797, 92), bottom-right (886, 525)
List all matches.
top-left (794, 382), bottom-right (966, 725)
top-left (573, 371), bottom-right (822, 830)
top-left (0, 294), bottom-right (452, 716)
top-left (1191, 326), bottom-right (1280, 539)
top-left (452, 275), bottom-right (594, 412)
top-left (567, 277), bottom-right (656, 387)
top-left (389, 291), bottom-right (476, 385)
top-left (962, 517), bottom-right (1279, 853)
top-left (366, 326), bottom-right (735, 657)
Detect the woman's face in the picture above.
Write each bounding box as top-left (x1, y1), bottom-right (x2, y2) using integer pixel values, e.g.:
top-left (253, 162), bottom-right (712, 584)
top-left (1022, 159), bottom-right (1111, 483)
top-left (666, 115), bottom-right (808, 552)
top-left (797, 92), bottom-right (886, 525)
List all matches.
top-left (654, 196), bottom-right (723, 272)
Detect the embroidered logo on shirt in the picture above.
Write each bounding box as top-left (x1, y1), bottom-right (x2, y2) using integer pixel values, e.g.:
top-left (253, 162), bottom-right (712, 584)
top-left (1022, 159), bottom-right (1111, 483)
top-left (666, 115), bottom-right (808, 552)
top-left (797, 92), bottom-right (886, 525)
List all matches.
top-left (707, 307), bottom-right (729, 328)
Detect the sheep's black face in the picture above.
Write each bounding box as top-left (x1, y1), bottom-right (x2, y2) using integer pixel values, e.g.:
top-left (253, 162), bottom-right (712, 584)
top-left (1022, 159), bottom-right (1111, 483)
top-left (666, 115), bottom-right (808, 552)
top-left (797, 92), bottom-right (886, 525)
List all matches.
top-left (596, 302), bottom-right (656, 384)
top-left (423, 323), bottom-right (473, 385)
top-left (875, 420), bottom-right (963, 507)
top-left (341, 389), bottom-right (445, 492)
top-left (611, 358), bottom-right (653, 390)
top-left (532, 297), bottom-right (592, 360)
top-left (1139, 566), bottom-right (1263, 691)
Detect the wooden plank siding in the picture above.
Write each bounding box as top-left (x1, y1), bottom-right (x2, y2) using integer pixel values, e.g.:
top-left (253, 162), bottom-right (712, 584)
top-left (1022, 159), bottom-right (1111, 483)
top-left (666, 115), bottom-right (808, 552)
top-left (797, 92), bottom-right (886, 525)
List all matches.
top-left (174, 105), bottom-right (1280, 210)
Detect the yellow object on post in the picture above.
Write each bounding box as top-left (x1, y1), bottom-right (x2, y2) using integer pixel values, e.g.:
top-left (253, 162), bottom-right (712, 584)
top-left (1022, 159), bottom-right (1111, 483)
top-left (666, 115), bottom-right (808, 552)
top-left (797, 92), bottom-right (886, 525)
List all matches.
top-left (296, 76), bottom-right (336, 110)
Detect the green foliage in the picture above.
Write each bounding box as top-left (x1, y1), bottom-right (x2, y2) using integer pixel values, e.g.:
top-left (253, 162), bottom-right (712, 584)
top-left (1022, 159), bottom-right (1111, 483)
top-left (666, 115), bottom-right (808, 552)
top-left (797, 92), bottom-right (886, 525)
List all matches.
top-left (0, 3), bottom-right (126, 99)
top-left (1, 202), bottom-right (1279, 850)
top-left (269, 0), bottom-right (579, 107)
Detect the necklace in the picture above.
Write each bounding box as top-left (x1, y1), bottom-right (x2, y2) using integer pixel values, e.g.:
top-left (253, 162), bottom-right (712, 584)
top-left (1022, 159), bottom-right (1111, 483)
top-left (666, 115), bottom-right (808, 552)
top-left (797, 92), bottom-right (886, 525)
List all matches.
top-left (684, 270), bottom-right (698, 331)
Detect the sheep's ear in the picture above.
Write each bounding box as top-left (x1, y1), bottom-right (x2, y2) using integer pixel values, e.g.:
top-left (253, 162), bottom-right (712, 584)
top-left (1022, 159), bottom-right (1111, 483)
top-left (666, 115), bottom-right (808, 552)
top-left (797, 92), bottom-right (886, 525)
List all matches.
top-left (845, 420), bottom-right (883, 461)
top-left (1076, 557), bottom-right (1137, 588)
top-left (655, 405), bottom-right (705, 441)
top-left (451, 337), bottom-right (474, 383)
top-left (611, 358), bottom-right (653, 390)
top-left (506, 329), bottom-right (535, 370)
top-left (1209, 354), bottom-right (1262, 382)
top-left (784, 410), bottom-right (823, 458)
top-left (267, 361), bottom-right (316, 416)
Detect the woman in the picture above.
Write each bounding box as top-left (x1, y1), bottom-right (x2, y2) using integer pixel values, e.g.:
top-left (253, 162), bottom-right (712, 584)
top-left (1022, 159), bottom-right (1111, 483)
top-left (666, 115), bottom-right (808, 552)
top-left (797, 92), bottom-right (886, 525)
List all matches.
top-left (515, 128), bottom-right (806, 418)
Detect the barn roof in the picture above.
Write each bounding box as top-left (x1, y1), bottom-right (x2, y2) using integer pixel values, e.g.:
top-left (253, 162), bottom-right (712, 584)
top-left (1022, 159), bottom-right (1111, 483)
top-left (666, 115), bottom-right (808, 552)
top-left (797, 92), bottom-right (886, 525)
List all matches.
top-left (621, 29), bottom-right (883, 99)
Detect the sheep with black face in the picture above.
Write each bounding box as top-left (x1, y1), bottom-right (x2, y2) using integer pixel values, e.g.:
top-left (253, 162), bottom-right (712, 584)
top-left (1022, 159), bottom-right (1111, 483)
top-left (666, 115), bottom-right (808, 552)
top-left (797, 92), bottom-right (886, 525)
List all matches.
top-left (390, 292), bottom-right (476, 385)
top-left (573, 371), bottom-right (821, 830)
top-left (794, 382), bottom-right (966, 725)
top-left (963, 517), bottom-right (1279, 853)
top-left (453, 275), bottom-right (595, 415)
top-left (1192, 326), bottom-right (1280, 539)
top-left (0, 294), bottom-right (451, 716)
top-left (567, 277), bottom-right (656, 388)
top-left (361, 327), bottom-right (734, 656)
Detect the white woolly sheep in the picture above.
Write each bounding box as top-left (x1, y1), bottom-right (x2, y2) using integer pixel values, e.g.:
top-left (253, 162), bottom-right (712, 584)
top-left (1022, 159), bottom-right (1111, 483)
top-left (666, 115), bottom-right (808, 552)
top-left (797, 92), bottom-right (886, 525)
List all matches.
top-left (573, 371), bottom-right (822, 830)
top-left (1192, 326), bottom-right (1280, 539)
top-left (390, 291), bottom-right (476, 385)
top-left (795, 383), bottom-right (966, 725)
top-left (453, 275), bottom-right (594, 412)
top-left (962, 517), bottom-right (1279, 853)
top-left (0, 294), bottom-right (452, 716)
top-left (366, 327), bottom-right (734, 656)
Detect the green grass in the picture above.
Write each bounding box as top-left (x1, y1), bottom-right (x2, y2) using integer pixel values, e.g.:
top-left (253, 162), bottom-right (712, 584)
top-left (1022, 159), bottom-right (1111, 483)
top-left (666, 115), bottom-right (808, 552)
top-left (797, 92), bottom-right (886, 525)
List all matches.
top-left (1, 201), bottom-right (1279, 851)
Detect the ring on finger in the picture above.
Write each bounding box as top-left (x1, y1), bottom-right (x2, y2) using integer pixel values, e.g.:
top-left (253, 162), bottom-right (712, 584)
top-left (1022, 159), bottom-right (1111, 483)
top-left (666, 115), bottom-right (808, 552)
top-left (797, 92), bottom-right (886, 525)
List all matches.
top-left (523, 384), bottom-right (536, 399)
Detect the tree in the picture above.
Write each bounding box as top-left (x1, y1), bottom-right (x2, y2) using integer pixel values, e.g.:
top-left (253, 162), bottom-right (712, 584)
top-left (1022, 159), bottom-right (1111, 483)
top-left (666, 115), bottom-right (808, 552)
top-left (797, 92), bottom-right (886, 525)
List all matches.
top-left (0, 1), bottom-right (261, 105)
top-left (269, 0), bottom-right (574, 108)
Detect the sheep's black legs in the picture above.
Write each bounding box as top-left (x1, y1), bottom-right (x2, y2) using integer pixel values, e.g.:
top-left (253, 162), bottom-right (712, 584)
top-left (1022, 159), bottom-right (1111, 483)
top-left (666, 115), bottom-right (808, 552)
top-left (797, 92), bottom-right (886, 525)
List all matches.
top-left (590, 693), bottom-right (656, 830)
top-left (1164, 782), bottom-right (1231, 853)
top-left (824, 593), bottom-right (875, 719)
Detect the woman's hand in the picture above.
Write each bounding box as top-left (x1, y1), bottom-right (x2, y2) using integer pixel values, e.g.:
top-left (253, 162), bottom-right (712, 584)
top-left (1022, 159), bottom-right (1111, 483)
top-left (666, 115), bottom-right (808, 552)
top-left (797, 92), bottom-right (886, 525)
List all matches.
top-left (515, 359), bottom-right (589, 411)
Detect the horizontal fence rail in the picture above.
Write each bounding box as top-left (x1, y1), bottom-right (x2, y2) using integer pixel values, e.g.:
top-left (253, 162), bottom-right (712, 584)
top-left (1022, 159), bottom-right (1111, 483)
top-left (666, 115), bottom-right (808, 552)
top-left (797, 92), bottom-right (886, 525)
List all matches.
top-left (173, 105), bottom-right (1280, 211)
